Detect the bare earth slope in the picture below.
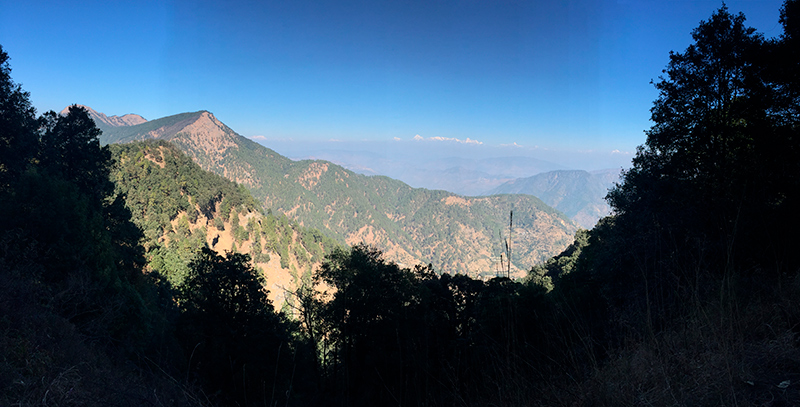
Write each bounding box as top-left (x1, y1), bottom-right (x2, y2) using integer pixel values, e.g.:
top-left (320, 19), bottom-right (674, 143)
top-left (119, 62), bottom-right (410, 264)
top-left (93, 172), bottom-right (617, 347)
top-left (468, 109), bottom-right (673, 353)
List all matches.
top-left (99, 109), bottom-right (578, 278)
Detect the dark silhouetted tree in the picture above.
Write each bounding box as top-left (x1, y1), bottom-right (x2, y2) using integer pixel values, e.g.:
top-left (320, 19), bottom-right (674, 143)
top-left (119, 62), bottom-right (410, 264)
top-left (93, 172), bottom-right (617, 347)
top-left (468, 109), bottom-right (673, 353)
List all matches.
top-left (39, 105), bottom-right (113, 203)
top-left (605, 4), bottom-right (798, 300)
top-left (547, 2), bottom-right (800, 343)
top-left (0, 45), bottom-right (156, 362)
top-left (0, 45), bottom-right (38, 189)
top-left (176, 247), bottom-right (294, 406)
top-left (312, 244), bottom-right (559, 406)
top-left (315, 244), bottom-right (420, 405)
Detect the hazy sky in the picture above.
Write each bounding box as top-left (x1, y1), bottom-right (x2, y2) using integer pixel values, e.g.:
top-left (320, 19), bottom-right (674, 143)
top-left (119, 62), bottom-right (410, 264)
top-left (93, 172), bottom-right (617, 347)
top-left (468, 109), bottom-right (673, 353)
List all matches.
top-left (0, 0), bottom-right (787, 167)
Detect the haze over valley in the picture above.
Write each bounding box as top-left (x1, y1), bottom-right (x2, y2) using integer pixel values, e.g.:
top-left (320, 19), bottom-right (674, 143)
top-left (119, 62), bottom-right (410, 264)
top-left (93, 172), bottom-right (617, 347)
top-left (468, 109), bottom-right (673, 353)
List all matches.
top-left (264, 137), bottom-right (627, 197)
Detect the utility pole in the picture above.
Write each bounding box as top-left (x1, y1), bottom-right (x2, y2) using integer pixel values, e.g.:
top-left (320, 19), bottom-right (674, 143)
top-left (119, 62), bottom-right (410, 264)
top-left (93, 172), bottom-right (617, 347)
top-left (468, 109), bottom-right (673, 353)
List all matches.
top-left (506, 210), bottom-right (513, 279)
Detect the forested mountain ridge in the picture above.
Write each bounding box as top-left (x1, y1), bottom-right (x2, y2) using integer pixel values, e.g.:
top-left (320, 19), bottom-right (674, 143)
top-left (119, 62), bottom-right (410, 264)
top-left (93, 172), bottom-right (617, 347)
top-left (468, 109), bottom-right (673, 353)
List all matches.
top-left (99, 110), bottom-right (578, 277)
top-left (109, 140), bottom-right (337, 306)
top-left (487, 168), bottom-right (619, 228)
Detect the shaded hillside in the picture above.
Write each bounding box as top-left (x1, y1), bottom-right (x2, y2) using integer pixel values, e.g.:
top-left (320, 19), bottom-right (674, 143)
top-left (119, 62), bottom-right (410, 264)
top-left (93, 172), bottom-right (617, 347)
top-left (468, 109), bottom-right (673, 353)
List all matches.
top-left (109, 140), bottom-right (338, 306)
top-left (100, 111), bottom-right (578, 277)
top-left (487, 169), bottom-right (620, 228)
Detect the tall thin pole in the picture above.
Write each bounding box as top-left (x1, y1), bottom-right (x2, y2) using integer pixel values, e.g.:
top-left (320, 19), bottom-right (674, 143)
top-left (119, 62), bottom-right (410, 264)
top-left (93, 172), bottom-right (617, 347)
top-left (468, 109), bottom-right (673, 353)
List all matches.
top-left (507, 210), bottom-right (513, 279)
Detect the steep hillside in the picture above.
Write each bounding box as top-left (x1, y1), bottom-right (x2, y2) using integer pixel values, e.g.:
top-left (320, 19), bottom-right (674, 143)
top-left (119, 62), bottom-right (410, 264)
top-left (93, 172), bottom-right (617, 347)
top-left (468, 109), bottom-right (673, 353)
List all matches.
top-left (109, 140), bottom-right (337, 306)
top-left (487, 169), bottom-right (620, 228)
top-left (100, 110), bottom-right (579, 277)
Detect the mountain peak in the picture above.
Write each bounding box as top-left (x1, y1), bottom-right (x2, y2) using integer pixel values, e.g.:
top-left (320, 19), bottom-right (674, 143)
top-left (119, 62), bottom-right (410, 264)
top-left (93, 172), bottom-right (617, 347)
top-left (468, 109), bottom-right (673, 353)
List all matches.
top-left (174, 111), bottom-right (238, 152)
top-left (97, 109), bottom-right (251, 181)
top-left (60, 105), bottom-right (147, 127)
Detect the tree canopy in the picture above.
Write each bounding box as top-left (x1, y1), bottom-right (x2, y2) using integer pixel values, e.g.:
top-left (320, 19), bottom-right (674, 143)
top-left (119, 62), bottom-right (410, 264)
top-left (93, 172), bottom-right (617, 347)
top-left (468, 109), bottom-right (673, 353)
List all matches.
top-left (0, 46), bottom-right (37, 188)
top-left (175, 248), bottom-right (294, 406)
top-left (38, 106), bottom-right (113, 202)
top-left (607, 4), bottom-right (800, 285)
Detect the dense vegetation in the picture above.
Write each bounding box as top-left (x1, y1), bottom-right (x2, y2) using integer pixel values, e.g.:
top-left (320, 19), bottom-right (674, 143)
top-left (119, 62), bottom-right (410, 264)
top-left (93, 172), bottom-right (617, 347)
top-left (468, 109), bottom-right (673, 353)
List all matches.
top-left (2, 1), bottom-right (800, 405)
top-left (1, 49), bottom-right (182, 403)
top-left (109, 140), bottom-right (336, 296)
top-left (532, 3), bottom-right (800, 403)
top-left (0, 48), bottom-right (312, 405)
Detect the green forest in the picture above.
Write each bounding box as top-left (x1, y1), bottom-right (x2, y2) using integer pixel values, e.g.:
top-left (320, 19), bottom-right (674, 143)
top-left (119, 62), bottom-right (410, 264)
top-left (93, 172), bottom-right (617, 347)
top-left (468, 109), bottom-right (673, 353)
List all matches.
top-left (2, 1), bottom-right (800, 406)
top-left (108, 140), bottom-right (337, 292)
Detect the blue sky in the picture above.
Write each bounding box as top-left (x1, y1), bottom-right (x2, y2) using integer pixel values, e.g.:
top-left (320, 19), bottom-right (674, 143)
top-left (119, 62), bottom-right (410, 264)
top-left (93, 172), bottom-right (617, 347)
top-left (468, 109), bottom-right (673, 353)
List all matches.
top-left (0, 0), bottom-right (787, 168)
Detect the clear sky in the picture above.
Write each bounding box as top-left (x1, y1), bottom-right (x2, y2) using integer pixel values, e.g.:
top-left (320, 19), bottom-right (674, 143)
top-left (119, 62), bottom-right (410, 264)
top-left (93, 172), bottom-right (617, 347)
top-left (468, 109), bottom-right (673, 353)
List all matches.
top-left (0, 0), bottom-right (787, 167)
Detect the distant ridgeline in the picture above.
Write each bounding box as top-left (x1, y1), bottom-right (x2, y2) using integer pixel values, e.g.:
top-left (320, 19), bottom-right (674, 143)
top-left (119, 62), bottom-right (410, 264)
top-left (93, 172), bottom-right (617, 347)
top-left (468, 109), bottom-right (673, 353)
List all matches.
top-left (487, 169), bottom-right (620, 229)
top-left (98, 110), bottom-right (579, 277)
top-left (109, 140), bottom-right (337, 306)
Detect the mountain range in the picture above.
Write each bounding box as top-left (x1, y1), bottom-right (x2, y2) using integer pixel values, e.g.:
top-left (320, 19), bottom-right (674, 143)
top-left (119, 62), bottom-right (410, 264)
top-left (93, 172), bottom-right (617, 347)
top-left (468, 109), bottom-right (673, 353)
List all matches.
top-left (91, 107), bottom-right (578, 277)
top-left (61, 105), bottom-right (146, 129)
top-left (487, 169), bottom-right (619, 229)
top-left (265, 139), bottom-right (621, 227)
top-left (286, 146), bottom-right (568, 196)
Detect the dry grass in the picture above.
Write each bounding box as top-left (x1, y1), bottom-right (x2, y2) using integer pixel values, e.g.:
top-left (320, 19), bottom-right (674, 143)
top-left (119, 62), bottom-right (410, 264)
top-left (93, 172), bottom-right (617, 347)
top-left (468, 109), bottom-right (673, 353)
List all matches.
top-left (0, 251), bottom-right (209, 407)
top-left (539, 284), bottom-right (800, 406)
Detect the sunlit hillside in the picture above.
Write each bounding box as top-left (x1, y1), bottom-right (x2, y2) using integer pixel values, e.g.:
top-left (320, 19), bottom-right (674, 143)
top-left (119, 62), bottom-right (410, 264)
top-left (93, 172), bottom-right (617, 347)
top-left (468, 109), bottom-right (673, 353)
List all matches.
top-left (100, 110), bottom-right (579, 277)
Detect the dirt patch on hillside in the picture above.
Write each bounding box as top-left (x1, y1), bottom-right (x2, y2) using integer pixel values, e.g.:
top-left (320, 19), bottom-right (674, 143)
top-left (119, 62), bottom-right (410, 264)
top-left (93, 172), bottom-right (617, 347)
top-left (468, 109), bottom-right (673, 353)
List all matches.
top-left (256, 256), bottom-right (294, 306)
top-left (143, 150), bottom-right (166, 168)
top-left (346, 225), bottom-right (380, 246)
top-left (444, 196), bottom-right (470, 206)
top-left (298, 162), bottom-right (329, 190)
top-left (346, 226), bottom-right (420, 268)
